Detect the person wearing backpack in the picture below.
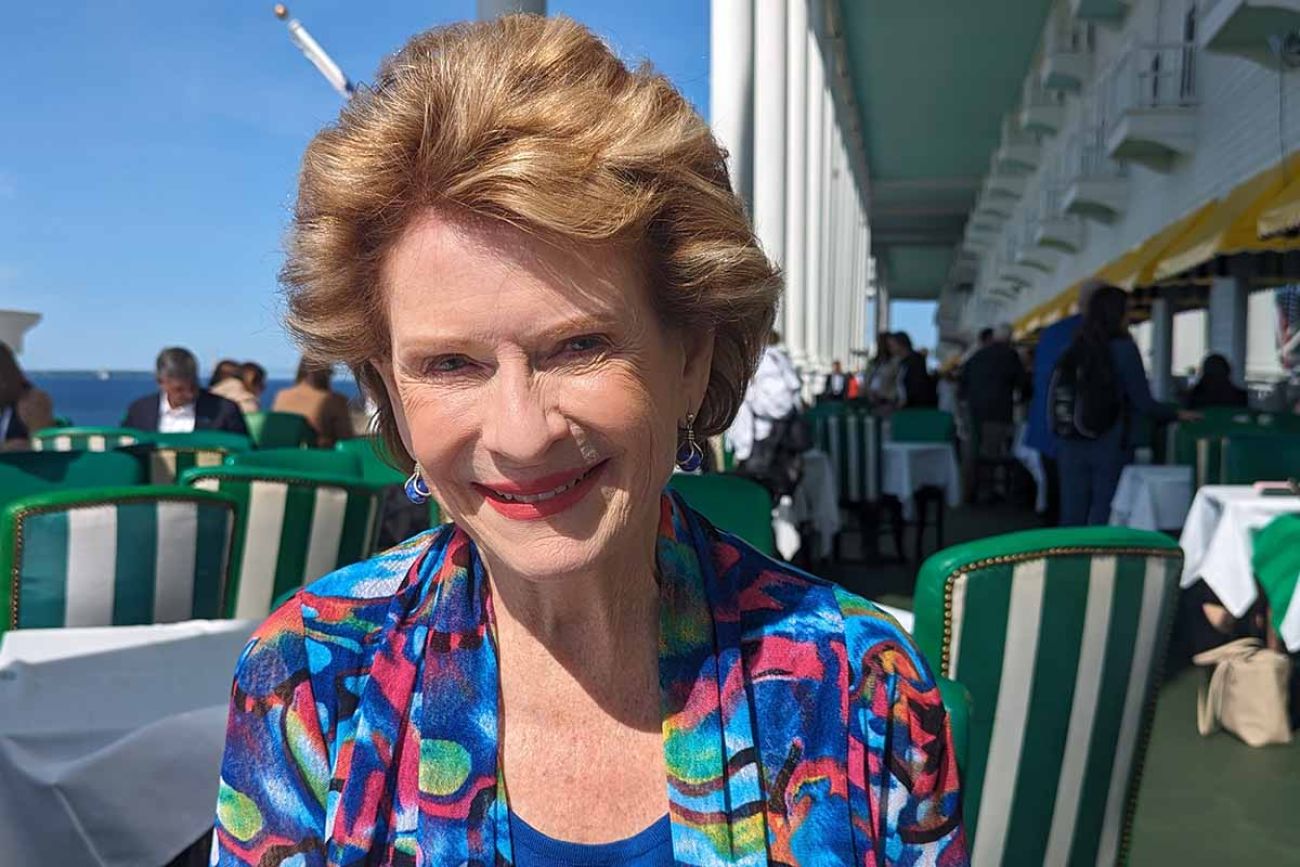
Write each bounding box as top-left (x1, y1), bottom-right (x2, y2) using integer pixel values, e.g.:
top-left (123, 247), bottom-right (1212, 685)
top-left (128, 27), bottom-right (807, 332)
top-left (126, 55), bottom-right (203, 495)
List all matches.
top-left (1050, 284), bottom-right (1197, 525)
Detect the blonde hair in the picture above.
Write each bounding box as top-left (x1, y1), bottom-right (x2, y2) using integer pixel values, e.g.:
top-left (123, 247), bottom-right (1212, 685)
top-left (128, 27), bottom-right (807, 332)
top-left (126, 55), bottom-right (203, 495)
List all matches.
top-left (282, 15), bottom-right (780, 468)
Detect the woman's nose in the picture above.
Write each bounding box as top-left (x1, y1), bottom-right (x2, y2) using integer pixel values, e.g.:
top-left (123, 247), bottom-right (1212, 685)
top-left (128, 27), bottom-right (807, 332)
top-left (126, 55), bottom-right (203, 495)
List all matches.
top-left (478, 366), bottom-right (566, 465)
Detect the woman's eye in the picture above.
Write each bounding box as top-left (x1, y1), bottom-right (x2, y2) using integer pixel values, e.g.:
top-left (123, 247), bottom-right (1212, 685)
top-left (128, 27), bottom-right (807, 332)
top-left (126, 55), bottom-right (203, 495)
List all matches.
top-left (561, 335), bottom-right (606, 356)
top-left (423, 356), bottom-right (473, 376)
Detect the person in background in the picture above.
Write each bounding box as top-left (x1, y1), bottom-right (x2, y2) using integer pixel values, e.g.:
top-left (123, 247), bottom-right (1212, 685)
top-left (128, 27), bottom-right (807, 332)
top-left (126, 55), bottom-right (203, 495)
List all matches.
top-left (1056, 286), bottom-right (1195, 526)
top-left (1026, 283), bottom-right (1094, 524)
top-left (209, 359), bottom-right (261, 414)
top-left (123, 347), bottom-right (249, 435)
top-left (893, 331), bottom-right (938, 408)
top-left (0, 341), bottom-right (54, 445)
top-left (1185, 353), bottom-right (1248, 409)
top-left (865, 331), bottom-right (900, 407)
top-left (241, 361), bottom-right (268, 410)
top-left (821, 359), bottom-right (849, 401)
top-left (271, 358), bottom-right (354, 448)
top-left (725, 330), bottom-right (804, 489)
top-left (959, 323), bottom-right (1028, 501)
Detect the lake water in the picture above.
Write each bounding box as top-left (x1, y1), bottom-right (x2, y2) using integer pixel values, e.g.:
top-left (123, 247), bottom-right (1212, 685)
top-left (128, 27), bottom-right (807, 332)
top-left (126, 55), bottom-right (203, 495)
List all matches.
top-left (29, 371), bottom-right (361, 428)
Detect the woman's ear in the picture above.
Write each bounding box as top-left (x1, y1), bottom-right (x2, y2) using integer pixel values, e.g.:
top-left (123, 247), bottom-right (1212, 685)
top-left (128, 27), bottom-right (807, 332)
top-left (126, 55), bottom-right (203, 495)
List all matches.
top-left (680, 328), bottom-right (716, 413)
top-left (369, 357), bottom-right (416, 458)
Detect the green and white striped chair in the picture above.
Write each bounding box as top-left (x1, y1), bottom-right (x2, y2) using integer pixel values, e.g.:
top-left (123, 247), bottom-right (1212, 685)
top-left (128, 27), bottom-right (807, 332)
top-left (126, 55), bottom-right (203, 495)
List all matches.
top-left (0, 486), bottom-right (237, 633)
top-left (0, 450), bottom-right (146, 506)
top-left (913, 526), bottom-right (1182, 867)
top-left (122, 431), bottom-right (252, 485)
top-left (31, 426), bottom-right (142, 452)
top-left (806, 403), bottom-right (881, 504)
top-left (180, 466), bottom-right (385, 620)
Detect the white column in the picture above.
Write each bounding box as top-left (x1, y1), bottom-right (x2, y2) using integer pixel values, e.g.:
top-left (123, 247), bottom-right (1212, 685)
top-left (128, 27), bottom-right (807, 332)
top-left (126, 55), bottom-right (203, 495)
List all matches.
top-left (803, 26), bottom-right (824, 372)
top-left (752, 0), bottom-right (786, 271)
top-left (817, 85), bottom-right (834, 369)
top-left (782, 0), bottom-right (808, 367)
top-left (1208, 272), bottom-right (1249, 385)
top-left (1150, 295), bottom-right (1174, 401)
top-left (477, 0), bottom-right (544, 16)
top-left (710, 0), bottom-right (755, 208)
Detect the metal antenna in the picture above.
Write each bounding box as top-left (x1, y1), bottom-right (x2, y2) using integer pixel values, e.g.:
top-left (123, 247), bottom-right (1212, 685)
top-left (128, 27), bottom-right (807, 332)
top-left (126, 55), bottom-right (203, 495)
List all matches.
top-left (273, 5), bottom-right (354, 98)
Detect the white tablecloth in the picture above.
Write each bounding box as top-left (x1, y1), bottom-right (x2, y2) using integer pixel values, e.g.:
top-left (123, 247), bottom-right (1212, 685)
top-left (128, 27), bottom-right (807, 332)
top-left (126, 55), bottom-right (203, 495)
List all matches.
top-left (1179, 486), bottom-right (1300, 630)
top-left (773, 449), bottom-right (842, 559)
top-left (0, 619), bottom-right (256, 867)
top-left (1109, 465), bottom-right (1194, 531)
top-left (881, 442), bottom-right (962, 520)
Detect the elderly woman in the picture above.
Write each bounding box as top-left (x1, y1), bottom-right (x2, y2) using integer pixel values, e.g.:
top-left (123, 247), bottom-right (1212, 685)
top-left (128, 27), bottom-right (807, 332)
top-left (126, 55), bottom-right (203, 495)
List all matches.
top-left (213, 16), bottom-right (965, 866)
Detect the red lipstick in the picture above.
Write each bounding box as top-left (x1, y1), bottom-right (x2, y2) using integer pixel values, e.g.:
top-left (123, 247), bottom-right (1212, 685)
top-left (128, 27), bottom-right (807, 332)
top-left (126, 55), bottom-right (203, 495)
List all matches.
top-left (473, 460), bottom-right (608, 520)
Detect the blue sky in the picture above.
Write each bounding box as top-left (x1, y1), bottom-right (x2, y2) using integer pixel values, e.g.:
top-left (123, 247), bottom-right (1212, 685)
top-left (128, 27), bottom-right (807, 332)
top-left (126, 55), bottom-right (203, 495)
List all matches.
top-left (3, 1), bottom-right (933, 374)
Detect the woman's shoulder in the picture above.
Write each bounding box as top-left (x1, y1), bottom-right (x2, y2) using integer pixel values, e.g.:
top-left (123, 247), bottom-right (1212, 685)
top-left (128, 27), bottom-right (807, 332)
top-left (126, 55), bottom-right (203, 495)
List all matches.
top-left (832, 585), bottom-right (937, 689)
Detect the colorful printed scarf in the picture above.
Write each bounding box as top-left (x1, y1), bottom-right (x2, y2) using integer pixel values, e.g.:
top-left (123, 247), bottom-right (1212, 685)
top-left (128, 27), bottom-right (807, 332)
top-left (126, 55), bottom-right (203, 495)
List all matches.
top-left (212, 493), bottom-right (966, 865)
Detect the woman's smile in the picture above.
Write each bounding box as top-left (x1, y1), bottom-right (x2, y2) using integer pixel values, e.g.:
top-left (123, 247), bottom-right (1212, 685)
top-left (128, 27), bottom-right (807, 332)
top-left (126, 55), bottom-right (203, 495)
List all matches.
top-left (473, 459), bottom-right (610, 520)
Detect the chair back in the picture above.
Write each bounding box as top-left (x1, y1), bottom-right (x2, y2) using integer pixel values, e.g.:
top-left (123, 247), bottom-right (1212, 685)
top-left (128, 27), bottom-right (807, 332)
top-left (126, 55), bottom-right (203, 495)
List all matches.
top-left (244, 411), bottom-right (315, 449)
top-left (122, 431), bottom-right (252, 484)
top-left (227, 448), bottom-right (362, 478)
top-left (890, 408), bottom-right (955, 443)
top-left (806, 403), bottom-right (881, 503)
top-left (180, 465), bottom-right (384, 619)
top-left (1221, 431), bottom-right (1300, 484)
top-left (31, 426), bottom-right (141, 453)
top-left (667, 474), bottom-right (774, 555)
top-left (913, 526), bottom-right (1182, 867)
top-left (0, 450), bottom-right (145, 505)
top-left (0, 486), bottom-right (236, 633)
top-left (336, 435), bottom-right (406, 485)
top-left (1252, 513), bottom-right (1300, 644)
top-left (1168, 418), bottom-right (1259, 486)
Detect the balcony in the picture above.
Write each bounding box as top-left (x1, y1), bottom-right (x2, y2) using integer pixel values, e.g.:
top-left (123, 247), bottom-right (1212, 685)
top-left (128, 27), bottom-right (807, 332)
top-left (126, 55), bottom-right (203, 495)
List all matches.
top-left (995, 115), bottom-right (1042, 172)
top-left (1042, 15), bottom-right (1095, 91)
top-left (1021, 77), bottom-right (1067, 134)
top-left (1200, 0), bottom-right (1300, 67)
top-left (1102, 42), bottom-right (1199, 169)
top-left (1062, 125), bottom-right (1129, 220)
top-left (986, 161), bottom-right (1029, 200)
top-left (1017, 213), bottom-right (1061, 271)
top-left (1035, 182), bottom-right (1087, 252)
top-left (1070, 0), bottom-right (1130, 25)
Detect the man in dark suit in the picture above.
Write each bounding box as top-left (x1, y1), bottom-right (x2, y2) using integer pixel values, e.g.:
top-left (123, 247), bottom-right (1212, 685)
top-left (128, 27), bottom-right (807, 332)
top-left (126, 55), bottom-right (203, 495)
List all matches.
top-left (821, 359), bottom-right (849, 402)
top-left (123, 347), bottom-right (249, 436)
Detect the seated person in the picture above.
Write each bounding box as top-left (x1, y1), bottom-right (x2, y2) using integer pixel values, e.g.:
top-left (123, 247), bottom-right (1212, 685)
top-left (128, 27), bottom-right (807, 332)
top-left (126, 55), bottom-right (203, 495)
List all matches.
top-left (123, 347), bottom-right (249, 435)
top-left (209, 358), bottom-right (261, 414)
top-left (1185, 353), bottom-right (1248, 409)
top-left (271, 359), bottom-right (355, 448)
top-left (0, 341), bottom-right (52, 447)
top-left (241, 361), bottom-right (267, 410)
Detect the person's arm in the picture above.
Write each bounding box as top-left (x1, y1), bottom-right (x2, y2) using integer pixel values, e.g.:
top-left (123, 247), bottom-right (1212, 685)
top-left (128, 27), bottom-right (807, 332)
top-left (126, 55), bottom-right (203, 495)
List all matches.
top-left (212, 599), bottom-right (329, 864)
top-left (223, 400), bottom-right (250, 437)
top-left (1112, 338), bottom-right (1178, 423)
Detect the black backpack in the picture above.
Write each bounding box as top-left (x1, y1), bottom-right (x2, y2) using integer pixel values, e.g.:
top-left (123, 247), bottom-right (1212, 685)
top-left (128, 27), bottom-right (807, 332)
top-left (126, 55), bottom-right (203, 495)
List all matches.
top-left (1048, 340), bottom-right (1122, 439)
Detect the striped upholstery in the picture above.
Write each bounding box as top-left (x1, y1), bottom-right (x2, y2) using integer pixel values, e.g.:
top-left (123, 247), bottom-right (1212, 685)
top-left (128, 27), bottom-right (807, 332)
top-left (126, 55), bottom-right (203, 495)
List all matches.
top-left (180, 466), bottom-right (384, 620)
top-left (913, 527), bottom-right (1182, 867)
top-left (31, 426), bottom-right (141, 453)
top-left (807, 403), bottom-right (881, 503)
top-left (0, 486), bottom-right (237, 633)
top-left (123, 431), bottom-right (252, 485)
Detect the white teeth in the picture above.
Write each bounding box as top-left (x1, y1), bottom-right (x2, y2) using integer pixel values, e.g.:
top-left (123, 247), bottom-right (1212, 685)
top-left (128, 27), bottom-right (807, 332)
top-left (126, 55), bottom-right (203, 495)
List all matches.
top-left (491, 467), bottom-right (593, 504)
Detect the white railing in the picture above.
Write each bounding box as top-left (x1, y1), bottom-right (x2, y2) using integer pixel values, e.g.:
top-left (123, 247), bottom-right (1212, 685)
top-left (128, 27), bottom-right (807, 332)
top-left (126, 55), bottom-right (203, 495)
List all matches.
top-left (1103, 41), bottom-right (1198, 124)
top-left (1065, 122), bottom-right (1128, 180)
top-left (1024, 74), bottom-right (1067, 109)
top-left (1048, 8), bottom-right (1096, 57)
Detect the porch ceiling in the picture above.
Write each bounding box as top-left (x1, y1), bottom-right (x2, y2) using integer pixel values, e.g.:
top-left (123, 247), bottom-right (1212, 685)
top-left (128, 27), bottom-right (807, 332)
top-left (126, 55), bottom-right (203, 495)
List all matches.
top-left (839, 0), bottom-right (1052, 299)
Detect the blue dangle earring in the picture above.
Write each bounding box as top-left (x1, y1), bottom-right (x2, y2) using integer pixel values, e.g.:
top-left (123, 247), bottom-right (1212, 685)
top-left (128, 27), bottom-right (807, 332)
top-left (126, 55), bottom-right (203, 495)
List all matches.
top-left (404, 463), bottom-right (431, 504)
top-left (676, 412), bottom-right (705, 472)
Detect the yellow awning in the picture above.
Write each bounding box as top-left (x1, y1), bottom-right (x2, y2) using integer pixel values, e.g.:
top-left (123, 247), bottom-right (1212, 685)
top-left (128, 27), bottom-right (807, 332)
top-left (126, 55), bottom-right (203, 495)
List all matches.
top-left (1258, 173), bottom-right (1300, 240)
top-left (1154, 153), bottom-right (1300, 281)
top-left (1012, 283), bottom-right (1080, 339)
top-left (1095, 202), bottom-right (1218, 290)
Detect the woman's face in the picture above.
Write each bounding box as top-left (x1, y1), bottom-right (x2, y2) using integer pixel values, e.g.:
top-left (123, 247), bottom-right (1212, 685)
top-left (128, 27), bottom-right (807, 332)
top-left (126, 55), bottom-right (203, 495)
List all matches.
top-left (374, 211), bottom-right (713, 583)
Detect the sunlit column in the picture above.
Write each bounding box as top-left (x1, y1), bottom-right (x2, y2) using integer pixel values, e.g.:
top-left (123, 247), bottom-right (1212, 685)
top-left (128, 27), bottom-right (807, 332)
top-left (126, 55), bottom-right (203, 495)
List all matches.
top-left (782, 0), bottom-right (808, 368)
top-left (710, 0), bottom-right (755, 207)
top-left (753, 0), bottom-right (786, 272)
top-left (803, 26), bottom-right (824, 372)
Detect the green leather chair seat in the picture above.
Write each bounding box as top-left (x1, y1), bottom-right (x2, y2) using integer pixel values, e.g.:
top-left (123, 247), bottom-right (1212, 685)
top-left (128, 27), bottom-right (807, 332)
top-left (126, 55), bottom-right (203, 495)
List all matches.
top-left (1221, 431), bottom-right (1300, 484)
top-left (31, 426), bottom-right (142, 453)
top-left (0, 451), bottom-right (145, 506)
top-left (180, 465), bottom-right (386, 619)
top-left (1252, 513), bottom-right (1300, 646)
top-left (244, 411), bottom-right (315, 449)
top-left (914, 526), bottom-right (1183, 867)
top-left (667, 473), bottom-right (774, 556)
top-left (935, 674), bottom-right (971, 780)
top-left (227, 448), bottom-right (362, 477)
top-left (890, 408), bottom-right (955, 444)
top-left (0, 486), bottom-right (237, 633)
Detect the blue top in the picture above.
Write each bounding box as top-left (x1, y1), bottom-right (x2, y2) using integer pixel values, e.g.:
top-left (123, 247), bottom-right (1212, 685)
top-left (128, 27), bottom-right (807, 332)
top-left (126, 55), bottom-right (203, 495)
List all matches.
top-left (509, 812), bottom-right (674, 866)
top-left (1026, 314), bottom-right (1081, 458)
